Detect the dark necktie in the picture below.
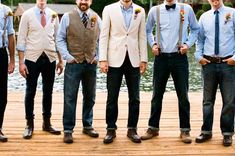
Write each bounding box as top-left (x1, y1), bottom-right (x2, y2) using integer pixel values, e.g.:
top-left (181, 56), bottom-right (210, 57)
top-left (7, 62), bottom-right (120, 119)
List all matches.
top-left (40, 10), bottom-right (46, 27)
top-left (82, 13), bottom-right (88, 28)
top-left (214, 10), bottom-right (219, 55)
top-left (165, 4), bottom-right (176, 10)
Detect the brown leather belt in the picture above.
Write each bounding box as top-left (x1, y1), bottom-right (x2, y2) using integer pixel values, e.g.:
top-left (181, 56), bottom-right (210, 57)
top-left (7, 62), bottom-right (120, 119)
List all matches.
top-left (203, 55), bottom-right (232, 64)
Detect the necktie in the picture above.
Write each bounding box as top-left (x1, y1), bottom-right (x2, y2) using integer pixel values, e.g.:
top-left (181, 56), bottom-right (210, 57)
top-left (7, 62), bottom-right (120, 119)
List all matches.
top-left (165, 4), bottom-right (176, 10)
top-left (82, 13), bottom-right (88, 28)
top-left (214, 10), bottom-right (219, 55)
top-left (40, 10), bottom-right (46, 27)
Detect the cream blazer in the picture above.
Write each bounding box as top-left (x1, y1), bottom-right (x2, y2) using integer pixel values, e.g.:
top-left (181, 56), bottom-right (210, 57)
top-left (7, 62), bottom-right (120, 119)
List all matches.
top-left (99, 2), bottom-right (147, 67)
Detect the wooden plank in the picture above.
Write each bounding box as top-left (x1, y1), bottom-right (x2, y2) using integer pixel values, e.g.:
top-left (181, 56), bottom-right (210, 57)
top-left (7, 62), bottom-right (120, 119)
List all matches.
top-left (0, 92), bottom-right (234, 155)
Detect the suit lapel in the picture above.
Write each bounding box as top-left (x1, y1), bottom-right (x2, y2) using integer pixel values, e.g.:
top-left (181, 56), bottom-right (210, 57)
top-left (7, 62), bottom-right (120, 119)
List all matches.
top-left (116, 3), bottom-right (128, 31)
top-left (127, 4), bottom-right (136, 32)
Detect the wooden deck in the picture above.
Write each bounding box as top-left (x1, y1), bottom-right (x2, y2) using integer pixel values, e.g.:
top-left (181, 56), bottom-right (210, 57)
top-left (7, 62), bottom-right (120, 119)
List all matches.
top-left (1, 91), bottom-right (235, 155)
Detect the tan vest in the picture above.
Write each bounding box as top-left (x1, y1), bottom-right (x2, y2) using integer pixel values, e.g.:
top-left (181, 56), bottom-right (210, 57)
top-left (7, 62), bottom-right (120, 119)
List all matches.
top-left (67, 9), bottom-right (99, 63)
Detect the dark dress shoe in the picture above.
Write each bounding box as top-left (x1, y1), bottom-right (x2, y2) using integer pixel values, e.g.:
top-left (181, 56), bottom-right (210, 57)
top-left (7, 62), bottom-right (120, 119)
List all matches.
top-left (43, 124), bottom-right (61, 135)
top-left (64, 132), bottom-right (73, 144)
top-left (195, 133), bottom-right (212, 143)
top-left (127, 129), bottom-right (141, 143)
top-left (0, 131), bottom-right (8, 142)
top-left (23, 126), bottom-right (33, 139)
top-left (103, 130), bottom-right (116, 144)
top-left (141, 128), bottom-right (159, 140)
top-left (223, 135), bottom-right (232, 147)
top-left (83, 128), bottom-right (99, 138)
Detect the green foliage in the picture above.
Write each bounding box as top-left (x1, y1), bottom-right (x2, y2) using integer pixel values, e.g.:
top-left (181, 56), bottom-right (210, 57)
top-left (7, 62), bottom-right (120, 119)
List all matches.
top-left (224, 2), bottom-right (233, 7)
top-left (196, 9), bottom-right (205, 20)
top-left (201, 3), bottom-right (211, 11)
top-left (91, 0), bottom-right (117, 16)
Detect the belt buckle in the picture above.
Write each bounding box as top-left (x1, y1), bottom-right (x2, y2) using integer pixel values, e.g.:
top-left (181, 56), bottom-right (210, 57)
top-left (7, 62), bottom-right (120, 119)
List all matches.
top-left (214, 57), bottom-right (221, 63)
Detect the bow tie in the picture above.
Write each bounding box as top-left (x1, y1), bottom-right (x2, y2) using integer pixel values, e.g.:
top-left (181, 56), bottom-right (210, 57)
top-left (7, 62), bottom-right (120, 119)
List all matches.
top-left (165, 4), bottom-right (176, 10)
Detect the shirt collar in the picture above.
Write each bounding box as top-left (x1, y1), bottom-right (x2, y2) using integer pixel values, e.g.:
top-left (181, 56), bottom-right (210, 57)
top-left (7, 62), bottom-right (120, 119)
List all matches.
top-left (119, 1), bottom-right (133, 11)
top-left (164, 0), bottom-right (177, 6)
top-left (211, 4), bottom-right (225, 13)
top-left (77, 7), bottom-right (90, 18)
top-left (35, 5), bottom-right (48, 15)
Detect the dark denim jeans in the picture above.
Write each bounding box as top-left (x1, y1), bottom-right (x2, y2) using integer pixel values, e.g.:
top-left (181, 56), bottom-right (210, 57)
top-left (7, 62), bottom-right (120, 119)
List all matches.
top-left (24, 56), bottom-right (56, 120)
top-left (63, 62), bottom-right (96, 133)
top-left (148, 54), bottom-right (190, 132)
top-left (106, 55), bottom-right (140, 130)
top-left (201, 63), bottom-right (235, 136)
top-left (0, 48), bottom-right (8, 129)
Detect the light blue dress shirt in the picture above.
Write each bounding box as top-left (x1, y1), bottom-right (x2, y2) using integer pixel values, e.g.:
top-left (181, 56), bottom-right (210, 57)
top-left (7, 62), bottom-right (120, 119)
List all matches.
top-left (0, 4), bottom-right (14, 48)
top-left (16, 6), bottom-right (52, 52)
top-left (120, 3), bottom-right (133, 30)
top-left (56, 8), bottom-right (102, 62)
top-left (146, 2), bottom-right (199, 53)
top-left (195, 5), bottom-right (235, 61)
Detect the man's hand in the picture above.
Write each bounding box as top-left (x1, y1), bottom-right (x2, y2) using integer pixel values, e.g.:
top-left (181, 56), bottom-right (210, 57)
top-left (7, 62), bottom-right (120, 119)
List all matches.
top-left (179, 44), bottom-right (189, 55)
top-left (99, 61), bottom-right (109, 74)
top-left (19, 63), bottom-right (29, 78)
top-left (8, 61), bottom-right (15, 74)
top-left (56, 61), bottom-right (64, 75)
top-left (152, 44), bottom-right (160, 56)
top-left (223, 57), bottom-right (235, 65)
top-left (140, 62), bottom-right (147, 75)
top-left (199, 58), bottom-right (210, 65)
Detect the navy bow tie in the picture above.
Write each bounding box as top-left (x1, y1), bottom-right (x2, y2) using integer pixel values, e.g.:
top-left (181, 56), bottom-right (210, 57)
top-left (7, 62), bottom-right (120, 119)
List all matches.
top-left (165, 4), bottom-right (176, 10)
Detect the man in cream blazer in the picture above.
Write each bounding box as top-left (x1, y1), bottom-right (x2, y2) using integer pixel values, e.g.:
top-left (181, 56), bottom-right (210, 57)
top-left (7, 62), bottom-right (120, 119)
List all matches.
top-left (99, 0), bottom-right (147, 144)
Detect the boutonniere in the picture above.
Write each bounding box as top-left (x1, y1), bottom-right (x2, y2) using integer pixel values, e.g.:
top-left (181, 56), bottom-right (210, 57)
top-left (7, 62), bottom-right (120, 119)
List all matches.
top-left (180, 9), bottom-right (185, 22)
top-left (4, 11), bottom-right (13, 19)
top-left (134, 8), bottom-right (141, 20)
top-left (90, 16), bottom-right (97, 27)
top-left (224, 13), bottom-right (231, 24)
top-left (51, 12), bottom-right (57, 23)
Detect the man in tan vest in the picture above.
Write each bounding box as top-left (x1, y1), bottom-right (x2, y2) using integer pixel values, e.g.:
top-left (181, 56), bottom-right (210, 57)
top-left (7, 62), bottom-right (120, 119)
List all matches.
top-left (57, 0), bottom-right (101, 144)
top-left (17, 0), bottom-right (63, 139)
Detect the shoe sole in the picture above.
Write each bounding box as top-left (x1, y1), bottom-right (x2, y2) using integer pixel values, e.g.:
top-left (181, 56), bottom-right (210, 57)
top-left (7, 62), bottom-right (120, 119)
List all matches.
top-left (23, 135), bottom-right (32, 139)
top-left (0, 138), bottom-right (8, 142)
top-left (64, 139), bottom-right (73, 144)
top-left (195, 137), bottom-right (212, 143)
top-left (103, 136), bottom-right (116, 144)
top-left (43, 129), bottom-right (61, 135)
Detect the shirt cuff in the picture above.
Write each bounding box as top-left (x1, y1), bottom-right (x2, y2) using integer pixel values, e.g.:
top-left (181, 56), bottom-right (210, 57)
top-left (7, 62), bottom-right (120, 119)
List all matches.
top-left (16, 45), bottom-right (26, 52)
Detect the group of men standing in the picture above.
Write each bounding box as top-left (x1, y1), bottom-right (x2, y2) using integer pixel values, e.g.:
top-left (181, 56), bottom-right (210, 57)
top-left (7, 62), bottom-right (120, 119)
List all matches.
top-left (0, 0), bottom-right (234, 147)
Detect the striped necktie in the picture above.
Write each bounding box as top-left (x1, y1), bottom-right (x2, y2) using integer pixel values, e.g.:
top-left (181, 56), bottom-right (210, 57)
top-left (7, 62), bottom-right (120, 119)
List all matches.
top-left (82, 13), bottom-right (88, 28)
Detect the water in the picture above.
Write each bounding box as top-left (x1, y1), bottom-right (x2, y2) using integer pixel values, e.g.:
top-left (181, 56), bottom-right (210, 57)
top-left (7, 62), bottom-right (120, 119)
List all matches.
top-left (8, 47), bottom-right (202, 92)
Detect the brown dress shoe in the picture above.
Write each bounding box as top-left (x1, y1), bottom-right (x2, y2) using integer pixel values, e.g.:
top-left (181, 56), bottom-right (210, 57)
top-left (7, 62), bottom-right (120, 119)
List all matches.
top-left (141, 128), bottom-right (159, 140)
top-left (83, 128), bottom-right (99, 138)
top-left (195, 133), bottom-right (212, 143)
top-left (223, 135), bottom-right (232, 147)
top-left (64, 132), bottom-right (73, 144)
top-left (0, 131), bottom-right (8, 142)
top-left (127, 129), bottom-right (141, 143)
top-left (103, 130), bottom-right (116, 144)
top-left (180, 131), bottom-right (192, 144)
